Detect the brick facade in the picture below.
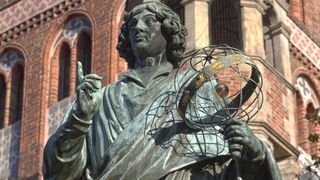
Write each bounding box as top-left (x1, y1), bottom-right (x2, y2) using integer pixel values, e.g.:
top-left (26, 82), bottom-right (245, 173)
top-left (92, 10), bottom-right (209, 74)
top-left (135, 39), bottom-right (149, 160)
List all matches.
top-left (0, 0), bottom-right (319, 179)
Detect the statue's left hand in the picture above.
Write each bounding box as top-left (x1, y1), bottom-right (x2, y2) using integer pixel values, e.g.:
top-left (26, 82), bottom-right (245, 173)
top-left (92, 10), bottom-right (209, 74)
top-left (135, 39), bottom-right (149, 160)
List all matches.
top-left (223, 118), bottom-right (264, 161)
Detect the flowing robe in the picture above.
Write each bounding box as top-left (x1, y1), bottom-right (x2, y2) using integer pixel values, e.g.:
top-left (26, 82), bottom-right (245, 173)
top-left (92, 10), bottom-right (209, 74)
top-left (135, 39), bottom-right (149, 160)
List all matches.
top-left (43, 62), bottom-right (282, 180)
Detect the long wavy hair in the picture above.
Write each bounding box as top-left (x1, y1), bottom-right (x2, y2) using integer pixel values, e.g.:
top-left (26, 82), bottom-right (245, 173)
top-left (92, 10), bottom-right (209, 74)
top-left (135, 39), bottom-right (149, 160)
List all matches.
top-left (117, 2), bottom-right (188, 69)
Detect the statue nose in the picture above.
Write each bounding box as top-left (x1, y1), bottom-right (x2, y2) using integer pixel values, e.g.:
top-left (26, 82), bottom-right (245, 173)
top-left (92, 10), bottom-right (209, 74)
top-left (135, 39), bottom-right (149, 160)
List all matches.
top-left (135, 20), bottom-right (146, 31)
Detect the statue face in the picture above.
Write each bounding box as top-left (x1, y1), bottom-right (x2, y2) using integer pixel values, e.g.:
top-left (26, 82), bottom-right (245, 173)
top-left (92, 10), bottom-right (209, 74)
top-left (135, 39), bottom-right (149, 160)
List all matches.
top-left (128, 9), bottom-right (167, 60)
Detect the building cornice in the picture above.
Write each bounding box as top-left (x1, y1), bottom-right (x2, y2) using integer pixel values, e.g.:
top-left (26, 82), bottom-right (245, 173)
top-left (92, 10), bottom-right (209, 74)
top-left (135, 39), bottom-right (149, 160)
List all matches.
top-left (240, 0), bottom-right (268, 14)
top-left (180, 0), bottom-right (210, 6)
top-left (0, 0), bottom-right (86, 45)
top-left (249, 121), bottom-right (300, 158)
top-left (268, 22), bottom-right (291, 39)
top-left (274, 0), bottom-right (289, 12)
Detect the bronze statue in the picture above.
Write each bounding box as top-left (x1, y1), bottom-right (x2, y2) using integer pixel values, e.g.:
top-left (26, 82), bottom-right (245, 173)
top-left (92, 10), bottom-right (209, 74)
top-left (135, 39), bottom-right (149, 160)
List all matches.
top-left (43, 2), bottom-right (282, 179)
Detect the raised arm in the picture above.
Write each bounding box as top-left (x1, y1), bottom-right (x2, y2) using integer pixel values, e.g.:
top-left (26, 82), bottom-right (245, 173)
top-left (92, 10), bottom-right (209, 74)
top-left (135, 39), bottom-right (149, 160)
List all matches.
top-left (43, 62), bottom-right (102, 179)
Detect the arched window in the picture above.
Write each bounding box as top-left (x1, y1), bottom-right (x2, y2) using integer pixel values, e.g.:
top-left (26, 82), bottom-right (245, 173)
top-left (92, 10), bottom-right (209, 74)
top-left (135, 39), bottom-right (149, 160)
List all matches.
top-left (0, 74), bottom-right (6, 128)
top-left (58, 43), bottom-right (71, 101)
top-left (295, 76), bottom-right (320, 154)
top-left (49, 16), bottom-right (93, 105)
top-left (77, 32), bottom-right (92, 76)
top-left (10, 64), bottom-right (24, 124)
top-left (211, 0), bottom-right (242, 49)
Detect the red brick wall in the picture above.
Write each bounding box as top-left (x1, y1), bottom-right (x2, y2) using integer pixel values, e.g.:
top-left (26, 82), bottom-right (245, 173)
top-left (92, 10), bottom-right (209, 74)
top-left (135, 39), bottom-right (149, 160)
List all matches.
top-left (290, 0), bottom-right (303, 21)
top-left (291, 0), bottom-right (320, 41)
top-left (290, 0), bottom-right (320, 155)
top-left (0, 0), bottom-right (127, 179)
top-left (264, 69), bottom-right (291, 141)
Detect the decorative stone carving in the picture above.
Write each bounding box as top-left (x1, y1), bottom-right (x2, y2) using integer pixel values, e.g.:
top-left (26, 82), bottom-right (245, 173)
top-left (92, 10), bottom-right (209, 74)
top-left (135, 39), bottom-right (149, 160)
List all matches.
top-left (288, 18), bottom-right (320, 71)
top-left (53, 16), bottom-right (92, 50)
top-left (48, 96), bottom-right (75, 136)
top-left (0, 50), bottom-right (24, 72)
top-left (0, 121), bottom-right (21, 180)
top-left (0, 0), bottom-right (87, 44)
top-left (295, 77), bottom-right (319, 108)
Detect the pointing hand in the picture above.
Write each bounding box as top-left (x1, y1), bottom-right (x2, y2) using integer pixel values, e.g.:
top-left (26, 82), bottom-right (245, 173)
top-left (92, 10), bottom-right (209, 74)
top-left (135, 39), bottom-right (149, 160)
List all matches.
top-left (73, 61), bottom-right (102, 120)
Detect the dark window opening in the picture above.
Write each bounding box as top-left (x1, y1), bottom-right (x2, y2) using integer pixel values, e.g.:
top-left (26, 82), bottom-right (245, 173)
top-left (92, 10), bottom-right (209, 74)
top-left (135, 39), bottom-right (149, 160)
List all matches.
top-left (0, 75), bottom-right (6, 128)
top-left (77, 32), bottom-right (92, 77)
top-left (10, 64), bottom-right (24, 124)
top-left (211, 0), bottom-right (242, 49)
top-left (58, 43), bottom-right (71, 101)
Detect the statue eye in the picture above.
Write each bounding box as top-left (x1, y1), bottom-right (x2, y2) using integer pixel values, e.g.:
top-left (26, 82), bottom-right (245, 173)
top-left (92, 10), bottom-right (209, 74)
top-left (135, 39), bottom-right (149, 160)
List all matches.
top-left (145, 17), bottom-right (156, 25)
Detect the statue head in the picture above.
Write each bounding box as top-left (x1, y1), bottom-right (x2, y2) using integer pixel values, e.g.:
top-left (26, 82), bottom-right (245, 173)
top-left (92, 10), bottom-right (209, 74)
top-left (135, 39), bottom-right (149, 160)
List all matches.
top-left (117, 2), bottom-right (188, 69)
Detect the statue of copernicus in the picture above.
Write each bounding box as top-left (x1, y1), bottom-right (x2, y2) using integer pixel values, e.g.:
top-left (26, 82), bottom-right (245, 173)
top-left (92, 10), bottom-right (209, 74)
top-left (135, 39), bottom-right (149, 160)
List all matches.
top-left (43, 2), bottom-right (282, 180)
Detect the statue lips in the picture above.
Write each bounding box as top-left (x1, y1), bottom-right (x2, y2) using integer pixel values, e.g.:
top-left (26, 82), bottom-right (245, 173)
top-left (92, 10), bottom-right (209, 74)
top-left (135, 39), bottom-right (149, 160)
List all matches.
top-left (134, 32), bottom-right (149, 43)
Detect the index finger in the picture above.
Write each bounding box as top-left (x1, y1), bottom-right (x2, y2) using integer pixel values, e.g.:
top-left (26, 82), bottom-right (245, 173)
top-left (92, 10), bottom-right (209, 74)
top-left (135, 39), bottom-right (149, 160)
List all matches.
top-left (77, 61), bottom-right (85, 85)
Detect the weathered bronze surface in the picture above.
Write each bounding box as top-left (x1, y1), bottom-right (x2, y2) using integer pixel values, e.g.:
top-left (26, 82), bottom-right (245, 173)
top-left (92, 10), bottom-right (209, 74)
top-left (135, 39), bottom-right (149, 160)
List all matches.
top-left (43, 2), bottom-right (282, 179)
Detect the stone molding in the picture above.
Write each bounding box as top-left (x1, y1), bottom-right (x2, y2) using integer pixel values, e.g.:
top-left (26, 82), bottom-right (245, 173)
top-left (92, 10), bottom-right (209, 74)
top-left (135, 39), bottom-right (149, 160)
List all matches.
top-left (0, 0), bottom-right (86, 45)
top-left (274, 0), bottom-right (289, 12)
top-left (180, 0), bottom-right (209, 6)
top-left (240, 0), bottom-right (268, 14)
top-left (264, 0), bottom-right (289, 12)
top-left (267, 22), bottom-right (291, 39)
top-left (249, 121), bottom-right (300, 158)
